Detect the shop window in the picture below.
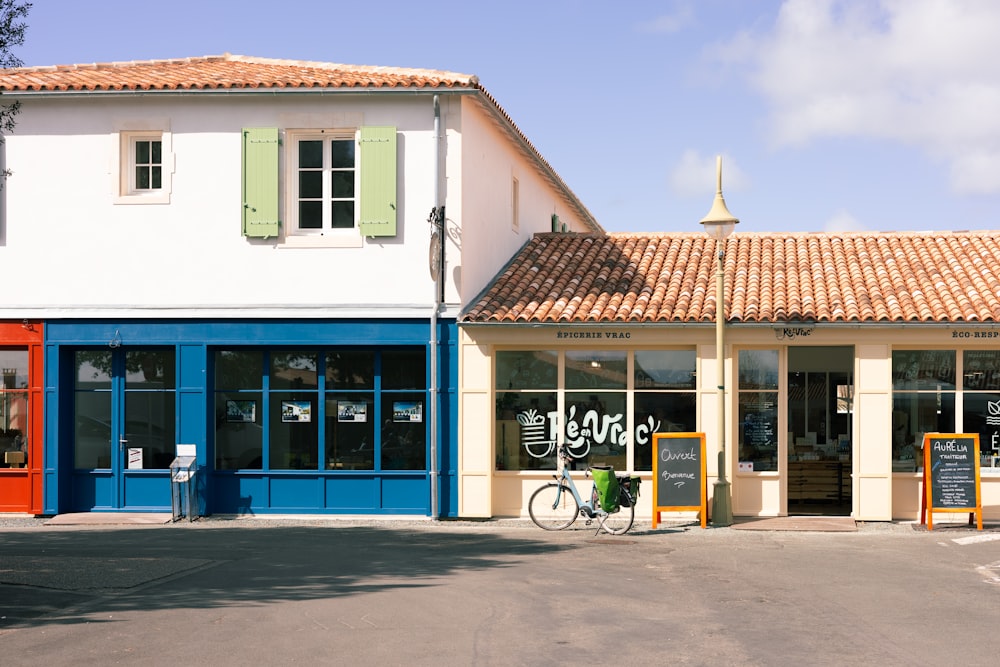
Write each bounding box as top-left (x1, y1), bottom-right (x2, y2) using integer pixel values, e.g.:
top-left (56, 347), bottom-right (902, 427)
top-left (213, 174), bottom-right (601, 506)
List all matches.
top-left (213, 348), bottom-right (426, 472)
top-left (962, 350), bottom-right (1000, 470)
top-left (0, 351), bottom-right (29, 469)
top-left (891, 350), bottom-right (956, 471)
top-left (494, 349), bottom-right (695, 472)
top-left (737, 350), bottom-right (779, 472)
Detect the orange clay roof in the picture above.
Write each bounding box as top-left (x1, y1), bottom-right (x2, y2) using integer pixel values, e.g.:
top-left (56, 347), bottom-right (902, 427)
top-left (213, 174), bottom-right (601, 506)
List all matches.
top-left (0, 53), bottom-right (479, 92)
top-left (461, 231), bottom-right (1000, 324)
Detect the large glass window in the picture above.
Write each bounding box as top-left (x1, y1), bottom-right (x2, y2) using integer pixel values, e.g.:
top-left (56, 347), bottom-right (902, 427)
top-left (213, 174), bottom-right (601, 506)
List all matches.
top-left (0, 350), bottom-right (29, 469)
top-left (737, 350), bottom-right (779, 472)
top-left (213, 348), bottom-right (426, 472)
top-left (963, 350), bottom-right (1000, 470)
top-left (494, 349), bottom-right (696, 472)
top-left (891, 350), bottom-right (956, 471)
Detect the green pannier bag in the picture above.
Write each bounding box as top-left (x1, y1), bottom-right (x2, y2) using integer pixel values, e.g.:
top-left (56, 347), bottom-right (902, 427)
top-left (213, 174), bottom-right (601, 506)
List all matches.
top-left (590, 466), bottom-right (620, 514)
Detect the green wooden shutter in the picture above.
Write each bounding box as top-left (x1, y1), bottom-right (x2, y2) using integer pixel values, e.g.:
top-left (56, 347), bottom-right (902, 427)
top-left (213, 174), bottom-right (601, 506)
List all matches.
top-left (242, 127), bottom-right (280, 238)
top-left (358, 126), bottom-right (397, 237)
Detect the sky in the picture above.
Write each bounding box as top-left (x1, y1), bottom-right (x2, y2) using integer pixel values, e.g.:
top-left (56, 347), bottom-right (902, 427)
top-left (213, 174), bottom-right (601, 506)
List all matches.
top-left (11, 0), bottom-right (1000, 234)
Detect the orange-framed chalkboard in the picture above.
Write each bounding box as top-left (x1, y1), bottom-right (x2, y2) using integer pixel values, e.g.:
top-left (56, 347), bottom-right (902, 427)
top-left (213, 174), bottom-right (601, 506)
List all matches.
top-left (920, 433), bottom-right (983, 531)
top-left (652, 432), bottom-right (707, 529)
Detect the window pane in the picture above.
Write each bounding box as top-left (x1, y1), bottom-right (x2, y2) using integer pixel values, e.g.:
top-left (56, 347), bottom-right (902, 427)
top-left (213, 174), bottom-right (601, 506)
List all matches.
top-left (299, 140), bottom-right (323, 168)
top-left (151, 166), bottom-right (161, 189)
top-left (329, 139), bottom-right (354, 168)
top-left (634, 350), bottom-right (696, 389)
top-left (382, 394), bottom-right (425, 470)
top-left (892, 392), bottom-right (955, 464)
top-left (150, 140), bottom-right (161, 163)
top-left (330, 201), bottom-right (354, 228)
top-left (75, 351), bottom-right (112, 389)
top-left (495, 351), bottom-right (557, 390)
top-left (0, 390), bottom-right (27, 466)
top-left (136, 167), bottom-right (149, 189)
top-left (565, 351), bottom-right (626, 389)
top-left (496, 391), bottom-right (558, 470)
top-left (564, 391), bottom-right (627, 469)
top-left (215, 350), bottom-right (263, 389)
top-left (135, 140), bottom-right (150, 163)
top-left (382, 350), bottom-right (425, 389)
top-left (634, 392), bottom-right (697, 471)
top-left (963, 350), bottom-right (1000, 391)
top-left (299, 171), bottom-right (322, 199)
top-left (271, 352), bottom-right (318, 389)
top-left (325, 396), bottom-right (374, 470)
top-left (0, 350), bottom-right (29, 388)
top-left (124, 392), bottom-right (175, 468)
top-left (892, 350), bottom-right (955, 390)
top-left (269, 394), bottom-right (318, 469)
top-left (738, 391), bottom-right (778, 471)
top-left (75, 392), bottom-right (112, 468)
top-left (739, 350), bottom-right (779, 390)
top-left (299, 201), bottom-right (323, 229)
top-left (215, 393), bottom-right (262, 470)
top-left (962, 393), bottom-right (1000, 469)
top-left (326, 351), bottom-right (374, 389)
top-left (125, 350), bottom-right (175, 389)
top-left (331, 171), bottom-right (354, 199)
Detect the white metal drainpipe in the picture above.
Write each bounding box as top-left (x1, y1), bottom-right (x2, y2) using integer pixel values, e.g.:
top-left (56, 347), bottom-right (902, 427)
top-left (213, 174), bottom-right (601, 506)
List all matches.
top-left (429, 94), bottom-right (442, 519)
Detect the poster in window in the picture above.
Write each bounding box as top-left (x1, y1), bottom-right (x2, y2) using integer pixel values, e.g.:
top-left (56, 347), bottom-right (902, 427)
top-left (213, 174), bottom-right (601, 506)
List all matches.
top-left (337, 401), bottom-right (367, 423)
top-left (227, 400), bottom-right (257, 423)
top-left (281, 400), bottom-right (312, 423)
top-left (393, 400), bottom-right (423, 423)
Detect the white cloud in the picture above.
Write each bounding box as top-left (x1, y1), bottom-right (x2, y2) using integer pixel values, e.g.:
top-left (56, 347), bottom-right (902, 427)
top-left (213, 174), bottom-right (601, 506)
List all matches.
top-left (668, 150), bottom-right (749, 198)
top-left (723, 0), bottom-right (1000, 194)
top-left (636, 3), bottom-right (694, 34)
top-left (823, 209), bottom-right (868, 233)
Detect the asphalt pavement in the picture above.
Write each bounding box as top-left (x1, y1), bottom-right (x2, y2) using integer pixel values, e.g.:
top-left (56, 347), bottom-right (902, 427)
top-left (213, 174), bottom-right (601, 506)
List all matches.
top-left (2, 516), bottom-right (999, 666)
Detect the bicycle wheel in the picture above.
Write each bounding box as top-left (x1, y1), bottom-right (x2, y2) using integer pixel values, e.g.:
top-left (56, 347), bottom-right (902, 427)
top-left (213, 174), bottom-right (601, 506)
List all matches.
top-left (599, 490), bottom-right (635, 535)
top-left (528, 483), bottom-right (579, 530)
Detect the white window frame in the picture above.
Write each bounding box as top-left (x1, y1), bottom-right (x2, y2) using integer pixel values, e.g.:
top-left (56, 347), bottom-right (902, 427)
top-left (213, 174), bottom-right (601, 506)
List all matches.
top-left (281, 129), bottom-right (362, 248)
top-left (113, 128), bottom-right (174, 205)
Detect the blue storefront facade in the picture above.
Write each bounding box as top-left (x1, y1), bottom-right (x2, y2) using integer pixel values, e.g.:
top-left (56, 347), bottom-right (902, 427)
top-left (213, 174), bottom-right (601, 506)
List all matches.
top-left (42, 319), bottom-right (458, 517)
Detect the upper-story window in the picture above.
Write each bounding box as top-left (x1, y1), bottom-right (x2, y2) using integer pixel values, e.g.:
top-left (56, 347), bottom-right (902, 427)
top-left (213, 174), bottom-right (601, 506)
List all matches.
top-left (132, 137), bottom-right (162, 191)
top-left (292, 131), bottom-right (356, 233)
top-left (242, 126), bottom-right (397, 243)
top-left (114, 128), bottom-right (174, 205)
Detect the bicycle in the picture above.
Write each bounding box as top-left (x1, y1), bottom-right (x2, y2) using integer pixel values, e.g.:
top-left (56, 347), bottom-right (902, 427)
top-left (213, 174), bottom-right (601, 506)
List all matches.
top-left (528, 446), bottom-right (636, 535)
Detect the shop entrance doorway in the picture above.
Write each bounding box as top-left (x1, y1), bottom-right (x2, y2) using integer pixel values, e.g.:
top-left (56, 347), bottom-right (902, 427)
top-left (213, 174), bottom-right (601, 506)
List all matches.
top-left (787, 346), bottom-right (853, 516)
top-left (71, 348), bottom-right (176, 511)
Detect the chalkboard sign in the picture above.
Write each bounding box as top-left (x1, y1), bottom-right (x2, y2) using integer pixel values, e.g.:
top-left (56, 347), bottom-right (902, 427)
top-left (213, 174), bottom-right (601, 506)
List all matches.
top-left (652, 432), bottom-right (707, 529)
top-left (921, 433), bottom-right (983, 530)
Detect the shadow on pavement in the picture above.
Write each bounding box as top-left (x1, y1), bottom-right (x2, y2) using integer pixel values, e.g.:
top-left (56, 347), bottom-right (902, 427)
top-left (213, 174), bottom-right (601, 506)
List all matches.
top-left (0, 525), bottom-right (571, 629)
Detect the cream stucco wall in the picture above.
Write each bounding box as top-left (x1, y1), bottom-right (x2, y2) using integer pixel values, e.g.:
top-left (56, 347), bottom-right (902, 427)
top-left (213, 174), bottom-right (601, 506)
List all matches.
top-left (458, 323), bottom-right (1000, 524)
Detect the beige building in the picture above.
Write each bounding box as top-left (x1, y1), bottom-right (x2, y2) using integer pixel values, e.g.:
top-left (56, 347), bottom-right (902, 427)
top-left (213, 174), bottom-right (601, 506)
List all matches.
top-left (457, 231), bottom-right (1000, 523)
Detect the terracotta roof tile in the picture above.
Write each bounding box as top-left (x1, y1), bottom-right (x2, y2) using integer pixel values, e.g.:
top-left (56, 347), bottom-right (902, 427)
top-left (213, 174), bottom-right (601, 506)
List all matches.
top-left (0, 54), bottom-right (478, 92)
top-left (462, 231), bottom-right (1000, 325)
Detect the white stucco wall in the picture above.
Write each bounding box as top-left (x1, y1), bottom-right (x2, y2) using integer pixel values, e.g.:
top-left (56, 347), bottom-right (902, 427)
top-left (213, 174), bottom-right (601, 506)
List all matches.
top-left (0, 91), bottom-right (590, 320)
top-left (456, 98), bottom-right (593, 307)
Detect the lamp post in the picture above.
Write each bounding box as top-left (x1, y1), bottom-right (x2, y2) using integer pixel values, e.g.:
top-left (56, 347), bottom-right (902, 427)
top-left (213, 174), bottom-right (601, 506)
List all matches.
top-left (699, 155), bottom-right (738, 527)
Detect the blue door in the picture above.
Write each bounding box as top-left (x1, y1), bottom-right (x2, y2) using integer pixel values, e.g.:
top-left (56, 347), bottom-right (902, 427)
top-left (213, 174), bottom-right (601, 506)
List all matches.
top-left (71, 349), bottom-right (176, 511)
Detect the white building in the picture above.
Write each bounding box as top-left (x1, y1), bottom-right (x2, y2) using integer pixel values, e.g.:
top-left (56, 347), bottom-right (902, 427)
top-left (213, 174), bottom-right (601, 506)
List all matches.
top-left (0, 54), bottom-right (599, 516)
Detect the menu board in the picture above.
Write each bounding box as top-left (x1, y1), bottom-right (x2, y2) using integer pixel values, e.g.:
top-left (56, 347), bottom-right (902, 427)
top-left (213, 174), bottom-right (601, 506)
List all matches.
top-left (921, 433), bottom-right (983, 530)
top-left (652, 432), bottom-right (707, 529)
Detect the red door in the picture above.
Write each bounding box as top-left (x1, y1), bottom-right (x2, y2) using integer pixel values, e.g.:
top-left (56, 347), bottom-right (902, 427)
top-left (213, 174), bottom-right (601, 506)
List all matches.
top-left (0, 321), bottom-right (43, 514)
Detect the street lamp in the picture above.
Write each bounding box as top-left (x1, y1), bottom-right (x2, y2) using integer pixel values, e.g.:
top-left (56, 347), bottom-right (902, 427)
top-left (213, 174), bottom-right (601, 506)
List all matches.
top-left (699, 155), bottom-right (738, 527)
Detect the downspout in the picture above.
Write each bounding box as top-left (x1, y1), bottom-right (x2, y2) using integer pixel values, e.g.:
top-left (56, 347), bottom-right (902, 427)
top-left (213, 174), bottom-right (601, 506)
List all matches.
top-left (429, 93), bottom-right (443, 518)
